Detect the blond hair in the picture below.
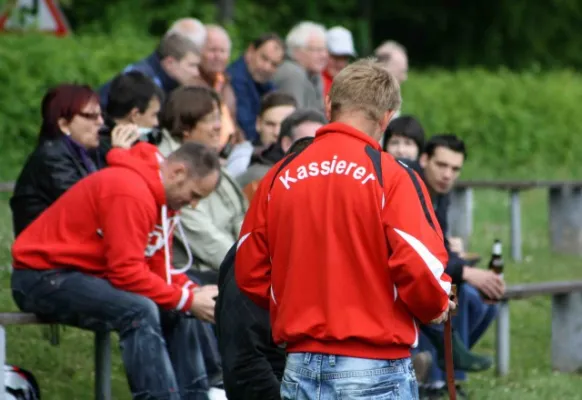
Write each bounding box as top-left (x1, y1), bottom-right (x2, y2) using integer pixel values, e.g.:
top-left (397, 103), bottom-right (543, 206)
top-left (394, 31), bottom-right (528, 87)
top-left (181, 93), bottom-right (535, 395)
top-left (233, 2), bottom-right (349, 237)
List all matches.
top-left (328, 58), bottom-right (401, 121)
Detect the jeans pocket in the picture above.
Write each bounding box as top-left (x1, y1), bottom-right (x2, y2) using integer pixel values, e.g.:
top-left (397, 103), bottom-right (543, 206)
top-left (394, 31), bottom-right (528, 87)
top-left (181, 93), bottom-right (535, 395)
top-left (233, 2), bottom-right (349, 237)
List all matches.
top-left (17, 271), bottom-right (67, 316)
top-left (280, 380), bottom-right (299, 400)
top-left (339, 382), bottom-right (399, 400)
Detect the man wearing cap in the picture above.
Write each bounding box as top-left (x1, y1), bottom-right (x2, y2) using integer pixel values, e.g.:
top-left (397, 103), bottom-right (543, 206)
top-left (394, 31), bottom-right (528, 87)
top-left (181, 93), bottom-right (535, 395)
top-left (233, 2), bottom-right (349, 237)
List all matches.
top-left (322, 26), bottom-right (357, 97)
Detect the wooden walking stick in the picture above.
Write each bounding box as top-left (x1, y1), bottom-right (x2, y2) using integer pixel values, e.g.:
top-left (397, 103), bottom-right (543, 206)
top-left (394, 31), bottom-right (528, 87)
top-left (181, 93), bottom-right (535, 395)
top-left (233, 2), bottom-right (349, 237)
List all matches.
top-left (444, 284), bottom-right (458, 400)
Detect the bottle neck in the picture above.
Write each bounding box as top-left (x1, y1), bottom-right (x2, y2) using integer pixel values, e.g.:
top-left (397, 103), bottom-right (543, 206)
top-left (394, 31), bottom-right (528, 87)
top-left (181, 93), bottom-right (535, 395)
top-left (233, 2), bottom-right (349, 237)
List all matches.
top-left (492, 242), bottom-right (502, 256)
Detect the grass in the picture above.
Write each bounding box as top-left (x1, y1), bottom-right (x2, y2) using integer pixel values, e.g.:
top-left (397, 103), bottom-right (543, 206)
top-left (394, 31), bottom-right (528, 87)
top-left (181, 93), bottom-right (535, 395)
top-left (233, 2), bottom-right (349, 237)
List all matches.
top-left (1, 189), bottom-right (582, 399)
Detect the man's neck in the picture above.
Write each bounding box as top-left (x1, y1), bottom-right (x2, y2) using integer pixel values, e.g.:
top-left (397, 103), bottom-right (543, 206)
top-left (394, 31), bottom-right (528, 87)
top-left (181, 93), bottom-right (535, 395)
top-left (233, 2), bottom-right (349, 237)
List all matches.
top-left (332, 114), bottom-right (380, 141)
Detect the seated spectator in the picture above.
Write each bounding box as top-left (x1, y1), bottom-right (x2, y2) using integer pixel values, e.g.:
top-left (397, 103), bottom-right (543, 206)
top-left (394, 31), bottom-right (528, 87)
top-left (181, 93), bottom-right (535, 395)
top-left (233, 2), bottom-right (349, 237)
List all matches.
top-left (273, 21), bottom-right (328, 111)
top-left (375, 40), bottom-right (408, 122)
top-left (228, 33), bottom-right (285, 142)
top-left (99, 32), bottom-right (202, 107)
top-left (157, 86), bottom-right (248, 278)
top-left (237, 108), bottom-right (326, 201)
top-left (382, 115), bottom-right (425, 160)
top-left (216, 137), bottom-right (315, 400)
top-left (11, 141), bottom-right (221, 398)
top-left (409, 134), bottom-right (504, 398)
top-left (322, 26), bottom-right (357, 96)
top-left (94, 71), bottom-right (165, 167)
top-left (193, 25), bottom-right (239, 149)
top-left (166, 17), bottom-right (207, 49)
top-left (10, 84), bottom-right (136, 237)
top-left (224, 91), bottom-right (297, 178)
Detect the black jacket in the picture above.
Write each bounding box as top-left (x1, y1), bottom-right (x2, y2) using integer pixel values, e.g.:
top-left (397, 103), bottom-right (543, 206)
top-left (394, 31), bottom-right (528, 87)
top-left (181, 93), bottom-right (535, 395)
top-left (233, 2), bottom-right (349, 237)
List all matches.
top-left (215, 243), bottom-right (286, 400)
top-left (398, 158), bottom-right (466, 284)
top-left (10, 137), bottom-right (96, 237)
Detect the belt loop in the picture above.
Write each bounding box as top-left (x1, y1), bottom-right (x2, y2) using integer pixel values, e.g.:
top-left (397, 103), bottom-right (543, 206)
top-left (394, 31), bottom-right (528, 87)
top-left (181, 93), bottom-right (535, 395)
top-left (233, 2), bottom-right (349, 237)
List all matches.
top-left (329, 354), bottom-right (336, 367)
top-left (303, 353), bottom-right (312, 365)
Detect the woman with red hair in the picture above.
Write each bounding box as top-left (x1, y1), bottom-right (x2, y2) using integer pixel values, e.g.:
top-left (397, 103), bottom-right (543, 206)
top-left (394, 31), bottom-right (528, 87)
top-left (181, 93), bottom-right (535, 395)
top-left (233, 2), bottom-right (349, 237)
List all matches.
top-left (10, 83), bottom-right (137, 237)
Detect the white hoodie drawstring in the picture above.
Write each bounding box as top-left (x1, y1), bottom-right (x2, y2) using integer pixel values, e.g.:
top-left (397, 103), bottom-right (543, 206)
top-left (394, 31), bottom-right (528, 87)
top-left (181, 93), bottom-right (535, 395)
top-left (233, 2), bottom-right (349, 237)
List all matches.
top-left (160, 204), bottom-right (193, 282)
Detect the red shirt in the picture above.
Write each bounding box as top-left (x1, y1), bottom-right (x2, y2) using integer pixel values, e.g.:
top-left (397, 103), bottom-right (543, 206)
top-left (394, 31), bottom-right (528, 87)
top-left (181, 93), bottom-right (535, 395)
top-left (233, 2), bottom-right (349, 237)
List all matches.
top-left (322, 69), bottom-right (333, 97)
top-left (12, 143), bottom-right (196, 312)
top-left (235, 122), bottom-right (451, 360)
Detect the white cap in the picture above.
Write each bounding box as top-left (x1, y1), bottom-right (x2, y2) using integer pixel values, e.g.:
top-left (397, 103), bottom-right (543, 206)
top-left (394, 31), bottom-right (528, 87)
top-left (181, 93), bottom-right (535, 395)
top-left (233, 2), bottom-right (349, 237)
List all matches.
top-left (326, 26), bottom-right (357, 57)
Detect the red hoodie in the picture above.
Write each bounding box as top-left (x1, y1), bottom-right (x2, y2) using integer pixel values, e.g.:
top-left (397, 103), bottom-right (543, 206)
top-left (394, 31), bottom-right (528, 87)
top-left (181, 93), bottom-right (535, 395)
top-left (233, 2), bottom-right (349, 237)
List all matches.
top-left (235, 122), bottom-right (451, 360)
top-left (12, 143), bottom-right (197, 312)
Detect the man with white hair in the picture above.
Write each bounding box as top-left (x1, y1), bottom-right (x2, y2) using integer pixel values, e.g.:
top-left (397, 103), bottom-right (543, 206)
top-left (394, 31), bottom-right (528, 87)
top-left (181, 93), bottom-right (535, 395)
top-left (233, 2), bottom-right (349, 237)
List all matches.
top-left (192, 24), bottom-right (238, 150)
top-left (272, 21), bottom-right (328, 111)
top-left (166, 17), bottom-right (207, 50)
top-left (375, 40), bottom-right (408, 124)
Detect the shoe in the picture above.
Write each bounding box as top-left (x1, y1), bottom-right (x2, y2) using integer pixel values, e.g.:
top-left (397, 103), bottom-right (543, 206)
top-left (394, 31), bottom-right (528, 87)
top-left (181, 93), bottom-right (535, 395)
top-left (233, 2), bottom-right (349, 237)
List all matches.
top-left (455, 384), bottom-right (469, 400)
top-left (419, 386), bottom-right (446, 400)
top-left (424, 328), bottom-right (493, 372)
top-left (208, 387), bottom-right (228, 400)
top-left (412, 351), bottom-right (433, 383)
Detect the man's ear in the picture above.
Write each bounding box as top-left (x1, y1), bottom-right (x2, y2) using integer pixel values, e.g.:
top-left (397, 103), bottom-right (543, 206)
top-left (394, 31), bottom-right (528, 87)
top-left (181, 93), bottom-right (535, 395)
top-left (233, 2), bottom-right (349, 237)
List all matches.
top-left (419, 153), bottom-right (428, 168)
top-left (128, 107), bottom-right (141, 123)
top-left (324, 95), bottom-right (332, 121)
top-left (281, 136), bottom-right (292, 154)
top-left (380, 110), bottom-right (395, 133)
top-left (255, 117), bottom-right (262, 136)
top-left (167, 161), bottom-right (188, 183)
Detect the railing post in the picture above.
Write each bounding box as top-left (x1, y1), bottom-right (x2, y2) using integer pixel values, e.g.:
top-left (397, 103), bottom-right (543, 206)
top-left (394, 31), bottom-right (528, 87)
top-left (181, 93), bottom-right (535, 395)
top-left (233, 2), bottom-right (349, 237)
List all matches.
top-left (509, 190), bottom-right (522, 262)
top-left (94, 331), bottom-right (111, 400)
top-left (448, 186), bottom-right (474, 247)
top-left (495, 300), bottom-right (510, 377)
top-left (0, 325), bottom-right (5, 400)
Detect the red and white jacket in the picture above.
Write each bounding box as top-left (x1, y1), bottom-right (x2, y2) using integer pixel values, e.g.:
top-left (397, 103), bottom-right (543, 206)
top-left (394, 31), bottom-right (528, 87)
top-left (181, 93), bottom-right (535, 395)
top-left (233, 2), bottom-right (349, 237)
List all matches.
top-left (235, 122), bottom-right (451, 360)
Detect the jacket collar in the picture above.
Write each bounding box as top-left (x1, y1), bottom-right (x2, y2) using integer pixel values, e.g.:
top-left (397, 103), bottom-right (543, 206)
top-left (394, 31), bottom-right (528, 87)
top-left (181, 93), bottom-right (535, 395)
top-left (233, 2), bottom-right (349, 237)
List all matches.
top-left (314, 122), bottom-right (382, 150)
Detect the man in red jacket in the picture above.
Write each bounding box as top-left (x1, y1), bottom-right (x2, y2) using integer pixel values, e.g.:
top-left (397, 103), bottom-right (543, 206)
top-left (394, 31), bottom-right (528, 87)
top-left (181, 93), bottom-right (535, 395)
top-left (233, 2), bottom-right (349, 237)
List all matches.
top-left (11, 142), bottom-right (221, 399)
top-left (235, 59), bottom-right (454, 400)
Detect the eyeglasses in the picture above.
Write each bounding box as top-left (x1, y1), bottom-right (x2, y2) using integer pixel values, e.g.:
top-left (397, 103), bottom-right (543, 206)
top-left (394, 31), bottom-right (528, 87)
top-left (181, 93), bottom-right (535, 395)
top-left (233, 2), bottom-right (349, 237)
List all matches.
top-left (78, 112), bottom-right (103, 121)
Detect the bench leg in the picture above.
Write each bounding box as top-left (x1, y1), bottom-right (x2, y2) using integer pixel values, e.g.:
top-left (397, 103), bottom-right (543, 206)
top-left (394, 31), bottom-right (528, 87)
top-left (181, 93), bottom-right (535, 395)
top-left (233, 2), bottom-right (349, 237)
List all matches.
top-left (0, 325), bottom-right (5, 400)
top-left (551, 292), bottom-right (582, 372)
top-left (549, 187), bottom-right (582, 256)
top-left (495, 300), bottom-right (510, 377)
top-left (95, 331), bottom-right (111, 400)
top-left (509, 190), bottom-right (522, 262)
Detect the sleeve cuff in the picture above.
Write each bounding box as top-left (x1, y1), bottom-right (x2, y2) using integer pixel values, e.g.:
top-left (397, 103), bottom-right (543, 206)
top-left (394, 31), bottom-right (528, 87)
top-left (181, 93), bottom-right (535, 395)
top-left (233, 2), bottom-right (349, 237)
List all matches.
top-left (176, 287), bottom-right (194, 312)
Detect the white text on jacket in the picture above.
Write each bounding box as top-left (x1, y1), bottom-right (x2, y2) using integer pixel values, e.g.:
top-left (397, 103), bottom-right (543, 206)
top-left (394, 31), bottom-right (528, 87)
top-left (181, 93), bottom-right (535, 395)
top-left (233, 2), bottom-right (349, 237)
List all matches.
top-left (279, 155), bottom-right (376, 190)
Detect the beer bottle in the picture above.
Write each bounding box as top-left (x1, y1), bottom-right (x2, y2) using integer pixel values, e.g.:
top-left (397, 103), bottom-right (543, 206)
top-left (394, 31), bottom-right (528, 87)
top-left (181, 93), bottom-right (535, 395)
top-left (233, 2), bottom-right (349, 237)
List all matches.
top-left (481, 239), bottom-right (504, 302)
top-left (489, 239), bottom-right (504, 278)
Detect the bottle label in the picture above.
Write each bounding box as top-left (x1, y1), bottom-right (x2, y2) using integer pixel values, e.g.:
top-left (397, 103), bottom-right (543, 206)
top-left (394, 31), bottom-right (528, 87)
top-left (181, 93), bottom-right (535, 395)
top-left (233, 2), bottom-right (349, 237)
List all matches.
top-left (493, 242), bottom-right (502, 255)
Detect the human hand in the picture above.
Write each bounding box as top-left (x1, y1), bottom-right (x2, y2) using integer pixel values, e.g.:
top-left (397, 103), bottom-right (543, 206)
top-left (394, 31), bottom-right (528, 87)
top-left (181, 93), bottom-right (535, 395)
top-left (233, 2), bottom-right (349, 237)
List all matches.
top-left (111, 124), bottom-right (140, 149)
top-left (430, 299), bottom-right (457, 324)
top-left (189, 285), bottom-right (219, 323)
top-left (463, 267), bottom-right (505, 300)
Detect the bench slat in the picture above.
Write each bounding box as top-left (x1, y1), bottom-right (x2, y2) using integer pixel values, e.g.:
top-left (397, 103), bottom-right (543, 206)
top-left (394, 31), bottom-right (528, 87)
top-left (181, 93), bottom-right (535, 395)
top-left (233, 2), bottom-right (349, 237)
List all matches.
top-left (0, 313), bottom-right (47, 325)
top-left (455, 180), bottom-right (582, 190)
top-left (503, 281), bottom-right (582, 300)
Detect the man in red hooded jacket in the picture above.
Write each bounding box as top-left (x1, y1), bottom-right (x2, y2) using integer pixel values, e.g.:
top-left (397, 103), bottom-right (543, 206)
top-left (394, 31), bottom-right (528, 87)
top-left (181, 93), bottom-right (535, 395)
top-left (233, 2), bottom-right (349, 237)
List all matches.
top-left (11, 142), bottom-right (221, 399)
top-left (235, 59), bottom-right (454, 400)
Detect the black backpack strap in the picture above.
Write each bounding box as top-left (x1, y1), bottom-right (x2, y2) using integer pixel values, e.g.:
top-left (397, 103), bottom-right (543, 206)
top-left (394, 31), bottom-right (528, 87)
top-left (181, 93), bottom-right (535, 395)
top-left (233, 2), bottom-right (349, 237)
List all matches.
top-left (364, 145), bottom-right (384, 188)
top-left (396, 160), bottom-right (437, 231)
top-left (269, 152), bottom-right (300, 191)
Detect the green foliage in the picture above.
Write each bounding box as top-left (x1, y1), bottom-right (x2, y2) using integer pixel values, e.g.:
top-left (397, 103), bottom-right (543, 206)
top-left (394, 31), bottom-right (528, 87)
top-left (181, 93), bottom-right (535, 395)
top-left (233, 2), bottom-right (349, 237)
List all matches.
top-left (403, 68), bottom-right (582, 179)
top-left (1, 34), bottom-right (582, 180)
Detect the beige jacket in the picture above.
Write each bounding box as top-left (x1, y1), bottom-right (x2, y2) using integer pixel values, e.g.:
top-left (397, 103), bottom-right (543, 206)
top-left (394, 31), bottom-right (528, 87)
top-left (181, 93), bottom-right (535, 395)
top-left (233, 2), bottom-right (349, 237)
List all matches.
top-left (158, 130), bottom-right (248, 271)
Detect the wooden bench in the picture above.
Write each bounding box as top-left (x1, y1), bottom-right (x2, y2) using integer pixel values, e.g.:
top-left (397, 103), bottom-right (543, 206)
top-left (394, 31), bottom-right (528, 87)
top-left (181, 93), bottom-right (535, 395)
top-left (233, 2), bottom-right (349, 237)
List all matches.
top-left (495, 280), bottom-right (582, 377)
top-left (448, 180), bottom-right (582, 261)
top-left (0, 313), bottom-right (112, 399)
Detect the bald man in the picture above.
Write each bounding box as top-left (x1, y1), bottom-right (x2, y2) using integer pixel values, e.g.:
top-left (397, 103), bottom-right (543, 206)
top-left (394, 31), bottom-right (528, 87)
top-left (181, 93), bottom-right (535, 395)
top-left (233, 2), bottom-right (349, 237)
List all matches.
top-left (166, 17), bottom-right (207, 51)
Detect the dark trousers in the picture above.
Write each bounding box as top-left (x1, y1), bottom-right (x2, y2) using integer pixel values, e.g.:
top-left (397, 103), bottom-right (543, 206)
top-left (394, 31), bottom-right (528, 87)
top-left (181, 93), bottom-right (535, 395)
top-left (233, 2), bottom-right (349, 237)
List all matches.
top-left (11, 268), bottom-right (211, 400)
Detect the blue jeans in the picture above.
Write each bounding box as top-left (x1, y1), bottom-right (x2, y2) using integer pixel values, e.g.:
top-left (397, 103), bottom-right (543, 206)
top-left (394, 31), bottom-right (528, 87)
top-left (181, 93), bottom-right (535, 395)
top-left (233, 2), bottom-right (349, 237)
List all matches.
top-left (416, 283), bottom-right (498, 384)
top-left (281, 353), bottom-right (419, 399)
top-left (11, 268), bottom-right (210, 400)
